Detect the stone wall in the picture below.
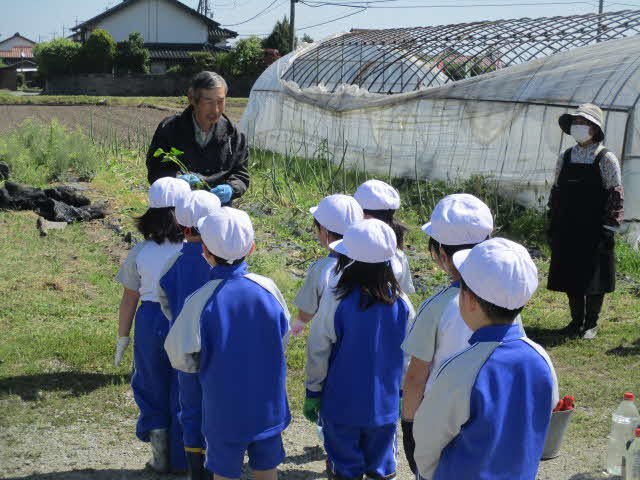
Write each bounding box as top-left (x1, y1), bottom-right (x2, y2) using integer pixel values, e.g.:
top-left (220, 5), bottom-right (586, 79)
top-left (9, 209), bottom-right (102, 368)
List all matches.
top-left (44, 73), bottom-right (258, 97)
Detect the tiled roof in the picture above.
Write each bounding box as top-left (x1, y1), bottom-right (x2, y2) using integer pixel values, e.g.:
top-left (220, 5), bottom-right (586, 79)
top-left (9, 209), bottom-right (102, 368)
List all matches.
top-left (0, 46), bottom-right (34, 59)
top-left (146, 43), bottom-right (224, 60)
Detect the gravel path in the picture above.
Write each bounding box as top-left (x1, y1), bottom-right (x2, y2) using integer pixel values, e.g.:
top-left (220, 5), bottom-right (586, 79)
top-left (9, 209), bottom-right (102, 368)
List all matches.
top-left (0, 412), bottom-right (613, 480)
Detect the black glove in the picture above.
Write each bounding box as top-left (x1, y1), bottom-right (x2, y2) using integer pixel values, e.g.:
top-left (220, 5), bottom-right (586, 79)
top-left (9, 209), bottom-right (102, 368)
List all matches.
top-left (401, 419), bottom-right (417, 475)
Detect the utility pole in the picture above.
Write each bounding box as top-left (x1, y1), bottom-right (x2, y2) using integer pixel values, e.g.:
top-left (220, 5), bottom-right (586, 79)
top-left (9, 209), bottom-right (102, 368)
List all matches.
top-left (597, 0), bottom-right (604, 42)
top-left (290, 0), bottom-right (298, 53)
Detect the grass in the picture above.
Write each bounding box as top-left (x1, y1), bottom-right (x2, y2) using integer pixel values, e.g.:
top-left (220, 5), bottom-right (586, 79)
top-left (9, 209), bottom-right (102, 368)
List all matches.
top-left (0, 119), bottom-right (103, 186)
top-left (0, 115), bottom-right (639, 474)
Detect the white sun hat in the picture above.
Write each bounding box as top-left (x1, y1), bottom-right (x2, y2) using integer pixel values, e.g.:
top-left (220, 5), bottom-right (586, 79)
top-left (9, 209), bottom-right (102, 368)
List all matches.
top-left (148, 177), bottom-right (191, 208)
top-left (354, 179), bottom-right (401, 210)
top-left (421, 193), bottom-right (493, 246)
top-left (197, 207), bottom-right (254, 263)
top-left (453, 237), bottom-right (538, 310)
top-left (309, 194), bottom-right (364, 235)
top-left (176, 190), bottom-right (221, 228)
top-left (329, 219), bottom-right (397, 263)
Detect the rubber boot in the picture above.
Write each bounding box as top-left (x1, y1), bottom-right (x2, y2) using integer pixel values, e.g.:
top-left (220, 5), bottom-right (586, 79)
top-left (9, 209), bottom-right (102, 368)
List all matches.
top-left (146, 428), bottom-right (170, 473)
top-left (558, 294), bottom-right (584, 336)
top-left (186, 450), bottom-right (208, 480)
top-left (582, 294), bottom-right (604, 340)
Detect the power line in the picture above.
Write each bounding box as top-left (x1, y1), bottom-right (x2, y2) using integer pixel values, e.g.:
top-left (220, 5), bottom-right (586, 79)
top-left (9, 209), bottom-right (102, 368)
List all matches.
top-left (221, 0), bottom-right (285, 26)
top-left (298, 7), bottom-right (368, 29)
top-left (301, 0), bottom-right (597, 8)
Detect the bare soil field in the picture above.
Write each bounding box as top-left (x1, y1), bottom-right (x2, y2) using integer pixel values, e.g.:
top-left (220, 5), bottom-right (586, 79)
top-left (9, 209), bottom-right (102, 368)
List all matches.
top-left (0, 104), bottom-right (245, 143)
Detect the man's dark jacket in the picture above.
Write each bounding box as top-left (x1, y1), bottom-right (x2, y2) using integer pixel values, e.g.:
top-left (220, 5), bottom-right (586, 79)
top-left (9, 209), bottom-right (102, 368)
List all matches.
top-left (146, 106), bottom-right (250, 199)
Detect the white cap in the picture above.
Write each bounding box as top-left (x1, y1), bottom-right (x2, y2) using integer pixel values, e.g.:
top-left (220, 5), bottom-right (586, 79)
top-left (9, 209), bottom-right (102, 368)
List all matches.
top-left (197, 207), bottom-right (254, 263)
top-left (421, 193), bottom-right (493, 245)
top-left (329, 219), bottom-right (397, 263)
top-left (453, 237), bottom-right (538, 310)
top-left (148, 177), bottom-right (191, 208)
top-left (176, 191), bottom-right (221, 228)
top-left (354, 179), bottom-right (401, 210)
top-left (310, 194), bottom-right (363, 235)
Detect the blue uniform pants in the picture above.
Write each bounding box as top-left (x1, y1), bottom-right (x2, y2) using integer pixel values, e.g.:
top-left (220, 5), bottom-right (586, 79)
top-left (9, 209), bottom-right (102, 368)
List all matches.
top-left (132, 301), bottom-right (186, 470)
top-left (323, 421), bottom-right (397, 479)
top-left (178, 371), bottom-right (205, 450)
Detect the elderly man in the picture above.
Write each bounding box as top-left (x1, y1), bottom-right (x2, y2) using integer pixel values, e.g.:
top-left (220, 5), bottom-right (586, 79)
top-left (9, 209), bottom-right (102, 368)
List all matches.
top-left (146, 71), bottom-right (250, 205)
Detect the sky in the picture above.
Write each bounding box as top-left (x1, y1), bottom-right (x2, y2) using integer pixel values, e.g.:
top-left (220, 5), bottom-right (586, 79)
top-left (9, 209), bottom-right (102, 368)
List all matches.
top-left (2, 0), bottom-right (640, 44)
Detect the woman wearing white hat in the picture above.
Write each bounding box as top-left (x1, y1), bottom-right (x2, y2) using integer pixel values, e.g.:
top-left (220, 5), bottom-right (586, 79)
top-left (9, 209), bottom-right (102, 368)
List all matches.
top-left (548, 104), bottom-right (624, 339)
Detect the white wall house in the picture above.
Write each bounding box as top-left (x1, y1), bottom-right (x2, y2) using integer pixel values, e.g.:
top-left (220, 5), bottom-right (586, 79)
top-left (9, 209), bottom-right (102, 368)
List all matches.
top-left (71, 0), bottom-right (237, 73)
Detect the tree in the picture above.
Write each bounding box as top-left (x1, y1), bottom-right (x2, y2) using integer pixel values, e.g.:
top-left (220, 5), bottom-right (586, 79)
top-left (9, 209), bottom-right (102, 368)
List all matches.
top-left (262, 16), bottom-right (296, 56)
top-left (33, 38), bottom-right (81, 77)
top-left (302, 34), bottom-right (314, 44)
top-left (76, 29), bottom-right (116, 73)
top-left (115, 32), bottom-right (150, 74)
top-left (230, 37), bottom-right (264, 75)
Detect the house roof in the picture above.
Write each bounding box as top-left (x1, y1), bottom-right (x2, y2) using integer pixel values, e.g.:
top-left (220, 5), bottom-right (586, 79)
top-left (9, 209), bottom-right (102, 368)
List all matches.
top-left (145, 43), bottom-right (225, 60)
top-left (0, 46), bottom-right (34, 59)
top-left (0, 32), bottom-right (37, 47)
top-left (71, 0), bottom-right (237, 38)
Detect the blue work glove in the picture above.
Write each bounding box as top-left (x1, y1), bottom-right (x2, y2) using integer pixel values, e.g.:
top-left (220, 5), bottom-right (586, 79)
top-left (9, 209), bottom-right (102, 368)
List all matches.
top-left (210, 184), bottom-right (233, 204)
top-left (303, 397), bottom-right (322, 423)
top-left (179, 173), bottom-right (201, 186)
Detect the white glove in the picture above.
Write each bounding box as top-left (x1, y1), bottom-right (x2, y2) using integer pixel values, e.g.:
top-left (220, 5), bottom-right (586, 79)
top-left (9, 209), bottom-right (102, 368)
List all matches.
top-left (291, 319), bottom-right (308, 337)
top-left (114, 336), bottom-right (131, 366)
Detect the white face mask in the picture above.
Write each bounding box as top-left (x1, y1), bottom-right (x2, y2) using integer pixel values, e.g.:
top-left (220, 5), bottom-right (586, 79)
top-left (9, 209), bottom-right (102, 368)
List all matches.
top-left (571, 124), bottom-right (592, 144)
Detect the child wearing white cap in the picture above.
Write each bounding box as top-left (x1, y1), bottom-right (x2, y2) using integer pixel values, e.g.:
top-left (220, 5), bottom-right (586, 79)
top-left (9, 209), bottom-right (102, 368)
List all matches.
top-left (291, 194), bottom-right (363, 337)
top-left (354, 179), bottom-right (415, 294)
top-left (304, 219), bottom-right (415, 480)
top-left (114, 176), bottom-right (191, 473)
top-left (400, 193), bottom-right (494, 474)
top-left (157, 190), bottom-right (221, 480)
top-left (413, 238), bottom-right (558, 480)
top-left (164, 207), bottom-right (291, 480)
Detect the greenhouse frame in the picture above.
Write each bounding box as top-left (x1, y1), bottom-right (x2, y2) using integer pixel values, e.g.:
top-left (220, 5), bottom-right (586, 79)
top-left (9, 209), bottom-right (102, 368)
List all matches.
top-left (240, 10), bottom-right (640, 245)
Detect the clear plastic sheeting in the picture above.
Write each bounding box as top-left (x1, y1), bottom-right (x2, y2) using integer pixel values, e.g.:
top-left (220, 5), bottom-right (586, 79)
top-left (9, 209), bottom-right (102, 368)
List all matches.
top-left (241, 35), bottom-right (640, 247)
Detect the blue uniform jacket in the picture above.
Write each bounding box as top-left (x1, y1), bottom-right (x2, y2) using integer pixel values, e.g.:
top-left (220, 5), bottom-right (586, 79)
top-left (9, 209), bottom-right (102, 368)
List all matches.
top-left (164, 262), bottom-right (291, 443)
top-left (158, 242), bottom-right (212, 323)
top-left (414, 323), bottom-right (558, 480)
top-left (305, 288), bottom-right (414, 427)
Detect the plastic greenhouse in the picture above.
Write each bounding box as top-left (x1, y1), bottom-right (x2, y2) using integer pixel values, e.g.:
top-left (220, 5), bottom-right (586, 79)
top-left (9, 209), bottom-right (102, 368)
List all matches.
top-left (240, 10), bottom-right (640, 245)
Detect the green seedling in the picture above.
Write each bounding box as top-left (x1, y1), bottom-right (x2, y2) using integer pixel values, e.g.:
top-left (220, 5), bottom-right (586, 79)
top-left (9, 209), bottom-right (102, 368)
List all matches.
top-left (154, 146), bottom-right (211, 190)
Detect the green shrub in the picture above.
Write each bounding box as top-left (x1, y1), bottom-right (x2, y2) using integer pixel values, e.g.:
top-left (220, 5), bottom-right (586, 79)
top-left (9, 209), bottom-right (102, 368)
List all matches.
top-left (16, 73), bottom-right (25, 88)
top-left (76, 29), bottom-right (116, 74)
top-left (114, 32), bottom-right (150, 74)
top-left (33, 38), bottom-right (81, 78)
top-left (0, 120), bottom-right (102, 186)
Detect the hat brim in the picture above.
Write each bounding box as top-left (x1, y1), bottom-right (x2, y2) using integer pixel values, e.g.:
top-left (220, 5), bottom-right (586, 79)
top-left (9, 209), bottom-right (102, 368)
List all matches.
top-left (196, 217), bottom-right (206, 230)
top-left (559, 112), bottom-right (604, 138)
top-left (309, 206), bottom-right (318, 216)
top-left (421, 222), bottom-right (432, 235)
top-left (452, 248), bottom-right (472, 271)
top-left (329, 239), bottom-right (348, 257)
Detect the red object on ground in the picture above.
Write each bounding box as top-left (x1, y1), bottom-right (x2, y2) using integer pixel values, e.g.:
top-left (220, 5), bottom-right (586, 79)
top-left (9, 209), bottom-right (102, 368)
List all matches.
top-left (563, 396), bottom-right (575, 410)
top-left (624, 392), bottom-right (635, 401)
top-left (553, 399), bottom-right (566, 412)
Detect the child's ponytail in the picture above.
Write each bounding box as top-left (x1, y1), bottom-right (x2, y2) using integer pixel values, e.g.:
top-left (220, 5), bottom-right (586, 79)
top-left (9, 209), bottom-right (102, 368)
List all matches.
top-left (334, 255), bottom-right (401, 309)
top-left (136, 207), bottom-right (184, 244)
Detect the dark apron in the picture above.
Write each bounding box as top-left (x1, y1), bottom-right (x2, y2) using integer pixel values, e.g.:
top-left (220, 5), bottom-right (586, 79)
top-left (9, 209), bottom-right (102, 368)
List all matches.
top-left (547, 148), bottom-right (615, 294)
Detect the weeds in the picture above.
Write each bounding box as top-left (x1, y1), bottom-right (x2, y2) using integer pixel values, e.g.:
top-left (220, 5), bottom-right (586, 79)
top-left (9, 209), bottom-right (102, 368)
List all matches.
top-left (0, 120), bottom-right (102, 186)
